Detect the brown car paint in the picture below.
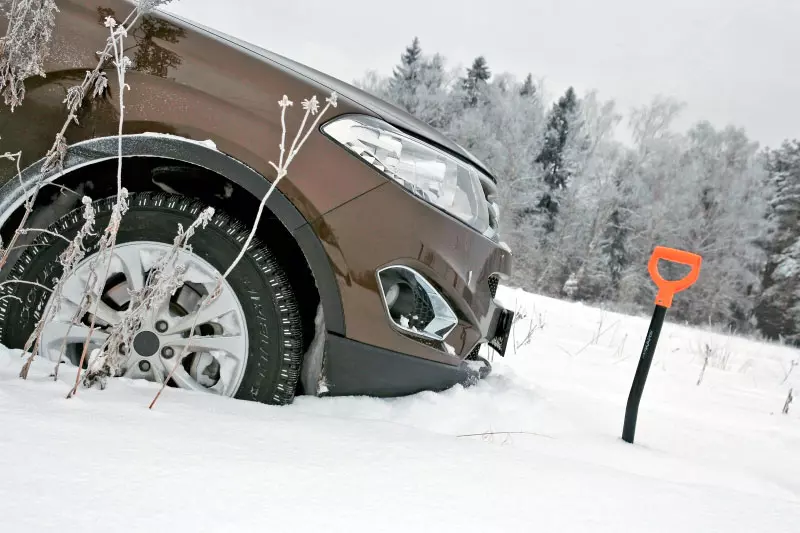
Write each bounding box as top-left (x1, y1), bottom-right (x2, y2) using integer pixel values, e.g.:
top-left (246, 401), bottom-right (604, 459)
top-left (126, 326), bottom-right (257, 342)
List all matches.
top-left (0, 0), bottom-right (512, 371)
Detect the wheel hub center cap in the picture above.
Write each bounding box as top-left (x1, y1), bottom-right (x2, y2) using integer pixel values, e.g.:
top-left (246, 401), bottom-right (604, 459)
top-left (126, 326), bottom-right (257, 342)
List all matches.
top-left (133, 331), bottom-right (160, 357)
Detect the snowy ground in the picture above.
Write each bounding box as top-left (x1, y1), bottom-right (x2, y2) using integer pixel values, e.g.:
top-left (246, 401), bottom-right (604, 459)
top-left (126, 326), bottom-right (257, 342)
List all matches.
top-left (1, 286), bottom-right (798, 532)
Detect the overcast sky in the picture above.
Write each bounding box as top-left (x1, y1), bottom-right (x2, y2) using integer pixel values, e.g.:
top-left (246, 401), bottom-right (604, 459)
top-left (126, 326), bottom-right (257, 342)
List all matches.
top-left (166, 0), bottom-right (799, 149)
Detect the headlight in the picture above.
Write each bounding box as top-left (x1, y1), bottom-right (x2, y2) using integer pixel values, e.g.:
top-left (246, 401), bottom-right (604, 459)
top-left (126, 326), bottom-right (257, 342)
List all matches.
top-left (322, 115), bottom-right (492, 233)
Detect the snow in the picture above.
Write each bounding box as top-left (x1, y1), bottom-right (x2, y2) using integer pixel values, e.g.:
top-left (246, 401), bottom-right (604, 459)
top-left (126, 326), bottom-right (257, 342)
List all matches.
top-left (141, 131), bottom-right (219, 151)
top-left (1, 286), bottom-right (798, 532)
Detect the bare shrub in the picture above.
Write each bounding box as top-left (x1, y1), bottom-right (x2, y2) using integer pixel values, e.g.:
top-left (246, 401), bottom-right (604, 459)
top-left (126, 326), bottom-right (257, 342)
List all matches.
top-left (511, 299), bottom-right (546, 353)
top-left (694, 337), bottom-right (734, 386)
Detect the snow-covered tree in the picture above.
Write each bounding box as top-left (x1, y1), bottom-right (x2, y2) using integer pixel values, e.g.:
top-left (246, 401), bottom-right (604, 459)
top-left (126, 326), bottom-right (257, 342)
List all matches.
top-left (387, 37), bottom-right (424, 114)
top-left (537, 87), bottom-right (579, 190)
top-left (355, 47), bottom-right (783, 335)
top-left (462, 56), bottom-right (491, 107)
top-left (756, 140), bottom-right (800, 344)
top-left (525, 87), bottom-right (581, 234)
top-left (672, 122), bottom-right (769, 328)
top-left (520, 73), bottom-right (535, 98)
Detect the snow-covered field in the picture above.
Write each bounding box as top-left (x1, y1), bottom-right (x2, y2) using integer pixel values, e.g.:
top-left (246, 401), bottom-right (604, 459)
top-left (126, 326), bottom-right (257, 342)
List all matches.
top-left (1, 287), bottom-right (798, 532)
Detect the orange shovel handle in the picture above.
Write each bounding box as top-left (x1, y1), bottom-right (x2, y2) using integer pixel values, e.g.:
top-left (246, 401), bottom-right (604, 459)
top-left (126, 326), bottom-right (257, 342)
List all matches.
top-left (648, 246), bottom-right (702, 308)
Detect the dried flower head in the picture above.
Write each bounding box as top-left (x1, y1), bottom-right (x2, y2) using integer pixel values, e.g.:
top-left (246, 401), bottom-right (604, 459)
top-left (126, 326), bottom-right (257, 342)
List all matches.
top-left (326, 92), bottom-right (339, 108)
top-left (302, 96), bottom-right (320, 115)
top-left (278, 95), bottom-right (293, 109)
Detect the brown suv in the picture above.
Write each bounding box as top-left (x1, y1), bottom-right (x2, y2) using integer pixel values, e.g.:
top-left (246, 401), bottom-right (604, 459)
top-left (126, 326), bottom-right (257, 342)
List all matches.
top-left (0, 0), bottom-right (513, 404)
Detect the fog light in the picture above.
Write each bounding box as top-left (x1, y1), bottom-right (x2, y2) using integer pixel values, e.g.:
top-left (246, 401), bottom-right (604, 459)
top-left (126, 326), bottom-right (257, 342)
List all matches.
top-left (377, 266), bottom-right (458, 341)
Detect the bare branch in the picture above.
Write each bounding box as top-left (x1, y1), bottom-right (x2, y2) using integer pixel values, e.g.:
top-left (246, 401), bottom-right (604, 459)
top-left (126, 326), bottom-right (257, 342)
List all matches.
top-left (0, 278), bottom-right (52, 293)
top-left (69, 14), bottom-right (140, 395)
top-left (19, 196), bottom-right (95, 379)
top-left (17, 228), bottom-right (71, 244)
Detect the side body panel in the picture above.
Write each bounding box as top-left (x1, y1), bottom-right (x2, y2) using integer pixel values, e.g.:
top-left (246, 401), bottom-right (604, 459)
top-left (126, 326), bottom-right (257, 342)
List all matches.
top-left (0, 0), bottom-right (385, 221)
top-left (0, 1), bottom-right (513, 377)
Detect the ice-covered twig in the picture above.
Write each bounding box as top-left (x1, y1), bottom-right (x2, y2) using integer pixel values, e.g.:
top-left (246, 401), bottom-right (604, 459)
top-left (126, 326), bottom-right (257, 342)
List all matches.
top-left (0, 279), bottom-right (53, 293)
top-left (0, 149), bottom-right (28, 270)
top-left (19, 196), bottom-right (95, 379)
top-left (67, 15), bottom-right (135, 396)
top-left (223, 94), bottom-right (337, 280)
top-left (66, 188), bottom-right (127, 397)
top-left (17, 228), bottom-right (71, 243)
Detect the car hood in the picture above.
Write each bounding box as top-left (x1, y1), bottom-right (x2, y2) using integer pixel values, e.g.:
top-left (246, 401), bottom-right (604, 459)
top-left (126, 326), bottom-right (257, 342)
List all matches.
top-left (163, 11), bottom-right (497, 182)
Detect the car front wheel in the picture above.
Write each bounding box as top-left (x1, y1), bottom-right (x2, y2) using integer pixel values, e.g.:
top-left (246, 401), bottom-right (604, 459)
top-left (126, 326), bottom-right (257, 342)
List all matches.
top-left (0, 191), bottom-right (305, 405)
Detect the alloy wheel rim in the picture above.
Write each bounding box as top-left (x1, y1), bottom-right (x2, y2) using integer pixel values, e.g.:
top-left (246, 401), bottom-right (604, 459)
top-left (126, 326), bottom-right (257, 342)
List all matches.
top-left (39, 241), bottom-right (249, 396)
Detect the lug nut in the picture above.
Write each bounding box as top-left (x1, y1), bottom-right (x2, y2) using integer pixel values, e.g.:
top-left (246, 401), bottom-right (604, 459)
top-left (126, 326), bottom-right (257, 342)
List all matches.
top-left (161, 346), bottom-right (175, 359)
top-left (139, 360), bottom-right (151, 372)
top-left (155, 320), bottom-right (168, 333)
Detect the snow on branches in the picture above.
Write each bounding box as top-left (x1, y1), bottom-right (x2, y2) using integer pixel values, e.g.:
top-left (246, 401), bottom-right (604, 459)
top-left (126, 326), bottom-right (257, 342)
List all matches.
top-left (0, 0), bottom-right (59, 111)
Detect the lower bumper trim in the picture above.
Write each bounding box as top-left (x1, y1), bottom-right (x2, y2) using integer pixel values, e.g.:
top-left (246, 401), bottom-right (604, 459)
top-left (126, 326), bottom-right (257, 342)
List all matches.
top-left (323, 334), bottom-right (477, 398)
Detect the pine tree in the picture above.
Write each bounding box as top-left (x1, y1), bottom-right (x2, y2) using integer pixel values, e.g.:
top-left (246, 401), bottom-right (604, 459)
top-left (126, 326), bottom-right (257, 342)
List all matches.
top-left (537, 87), bottom-right (578, 190)
top-left (600, 157), bottom-right (634, 296)
top-left (520, 73), bottom-right (535, 97)
top-left (388, 37), bottom-right (424, 113)
top-left (462, 56), bottom-right (491, 107)
top-left (756, 140), bottom-right (800, 344)
top-left (532, 87), bottom-right (578, 229)
top-left (393, 37), bottom-right (422, 81)
top-left (415, 53), bottom-right (450, 129)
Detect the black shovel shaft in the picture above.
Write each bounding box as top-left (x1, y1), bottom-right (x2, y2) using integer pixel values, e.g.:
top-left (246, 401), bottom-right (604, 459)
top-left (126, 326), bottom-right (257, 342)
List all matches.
top-left (622, 305), bottom-right (667, 443)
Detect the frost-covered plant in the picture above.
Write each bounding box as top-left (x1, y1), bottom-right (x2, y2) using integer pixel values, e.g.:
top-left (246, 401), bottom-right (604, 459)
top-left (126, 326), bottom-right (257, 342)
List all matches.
top-left (81, 205), bottom-right (215, 389)
top-left (65, 14), bottom-right (134, 397)
top-left (18, 196), bottom-right (96, 380)
top-left (0, 0), bottom-right (166, 110)
top-left (148, 91), bottom-right (339, 408)
top-left (0, 147), bottom-right (25, 269)
top-left (2, 1), bottom-right (152, 282)
top-left (0, 0), bottom-right (59, 111)
top-left (65, 188), bottom-right (127, 397)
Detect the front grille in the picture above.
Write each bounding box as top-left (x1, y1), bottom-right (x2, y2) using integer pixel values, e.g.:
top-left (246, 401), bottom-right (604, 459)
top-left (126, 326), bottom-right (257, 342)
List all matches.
top-left (488, 274), bottom-right (500, 298)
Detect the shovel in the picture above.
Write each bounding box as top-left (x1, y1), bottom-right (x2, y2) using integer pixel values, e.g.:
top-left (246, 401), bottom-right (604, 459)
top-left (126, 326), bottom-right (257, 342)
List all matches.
top-left (622, 246), bottom-right (702, 444)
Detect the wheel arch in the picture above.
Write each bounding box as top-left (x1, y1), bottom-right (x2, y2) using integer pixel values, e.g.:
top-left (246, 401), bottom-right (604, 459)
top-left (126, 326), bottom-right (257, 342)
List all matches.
top-left (0, 134), bottom-right (345, 335)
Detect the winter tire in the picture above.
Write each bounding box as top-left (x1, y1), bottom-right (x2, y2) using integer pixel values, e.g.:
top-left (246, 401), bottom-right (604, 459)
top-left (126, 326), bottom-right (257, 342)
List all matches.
top-left (0, 192), bottom-right (305, 405)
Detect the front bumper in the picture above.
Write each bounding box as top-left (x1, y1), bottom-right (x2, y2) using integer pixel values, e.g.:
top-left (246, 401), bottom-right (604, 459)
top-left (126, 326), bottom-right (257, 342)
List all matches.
top-left (321, 299), bottom-right (513, 398)
top-left (313, 179), bottom-right (513, 396)
top-left (314, 180), bottom-right (512, 357)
